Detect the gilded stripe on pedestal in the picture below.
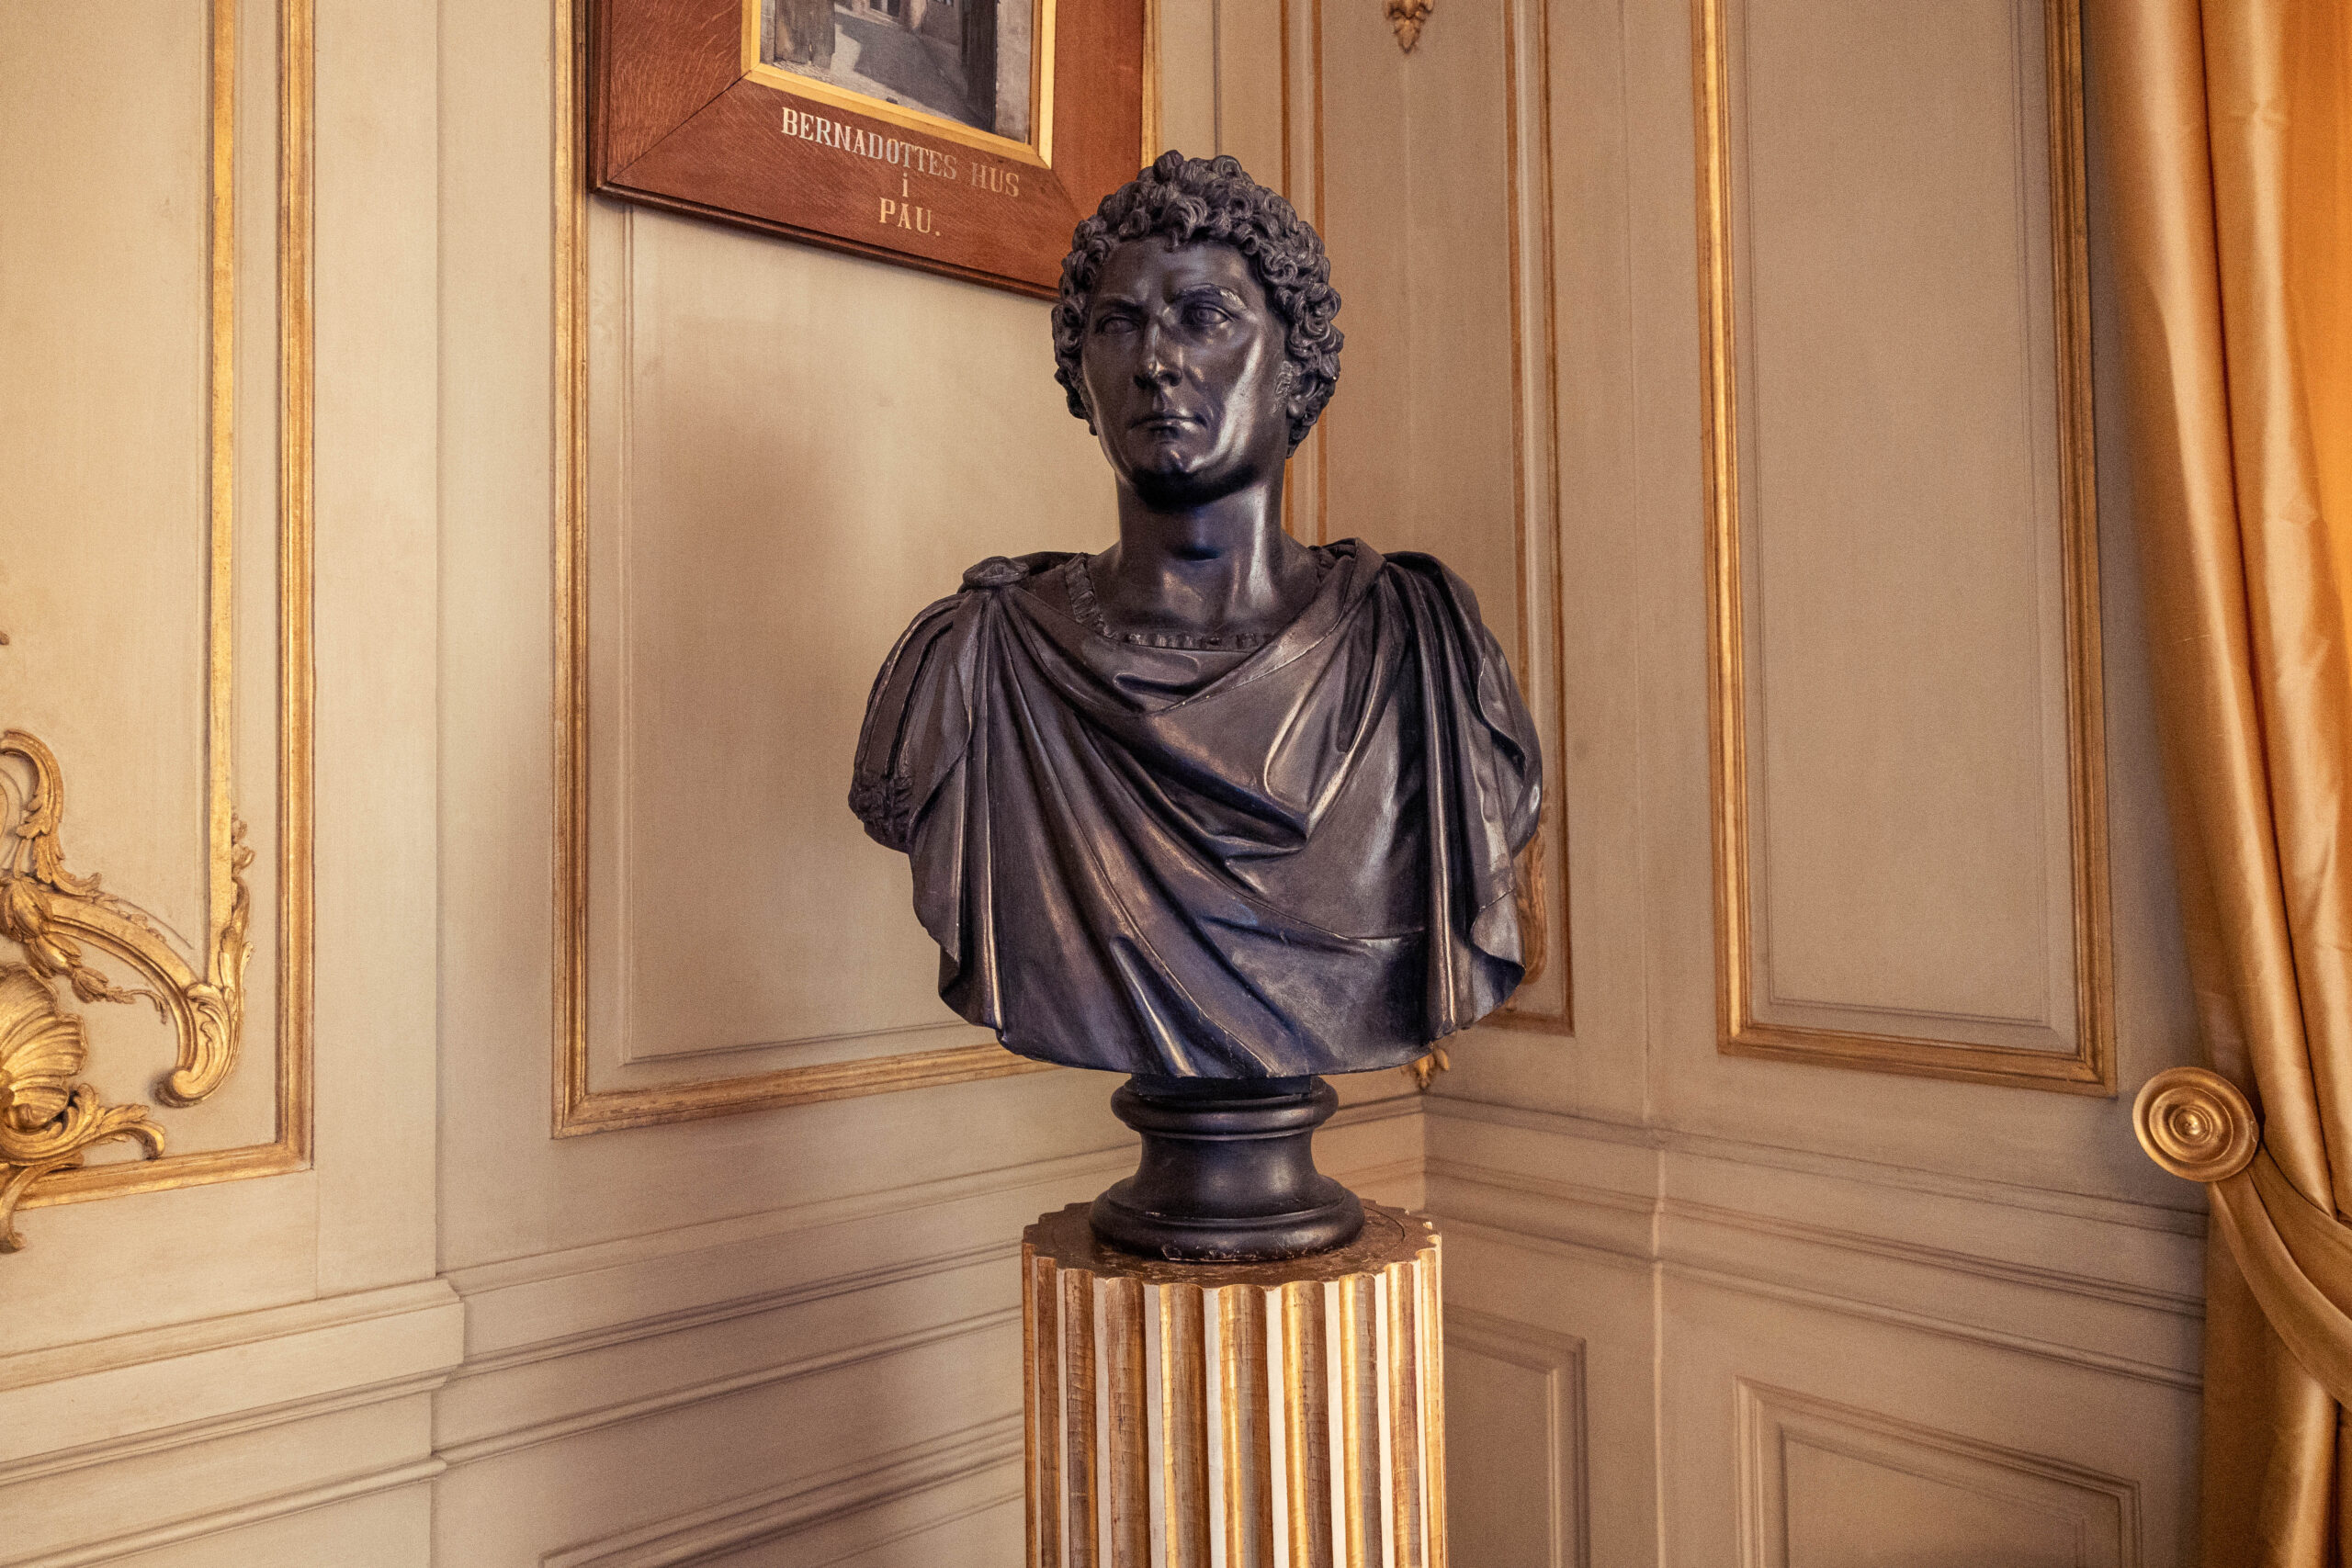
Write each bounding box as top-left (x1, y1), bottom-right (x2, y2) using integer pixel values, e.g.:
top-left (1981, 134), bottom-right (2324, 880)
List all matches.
top-left (1282, 1280), bottom-right (1335, 1567)
top-left (1161, 1283), bottom-right (1212, 1566)
top-left (1063, 1269), bottom-right (1099, 1567)
top-left (1104, 1278), bottom-right (1151, 1566)
top-left (1385, 1262), bottom-right (1424, 1563)
top-left (1419, 1240), bottom-right (1448, 1568)
top-left (1024, 1247), bottom-right (1056, 1567)
top-left (1218, 1287), bottom-right (1277, 1564)
top-left (1336, 1274), bottom-right (1381, 1568)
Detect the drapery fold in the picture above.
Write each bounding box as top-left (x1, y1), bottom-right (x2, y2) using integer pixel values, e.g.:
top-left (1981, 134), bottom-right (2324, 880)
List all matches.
top-left (2087, 0), bottom-right (2352, 1559)
top-left (849, 542), bottom-right (1542, 1078)
top-left (2213, 1153), bottom-right (2352, 1409)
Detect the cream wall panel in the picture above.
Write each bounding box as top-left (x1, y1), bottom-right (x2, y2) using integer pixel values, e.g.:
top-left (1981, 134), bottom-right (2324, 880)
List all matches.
top-left (442, 0), bottom-right (1090, 1267)
top-left (582, 202), bottom-right (1104, 1081)
top-left (1445, 1307), bottom-right (1588, 1568)
top-left (1155, 0), bottom-right (1217, 158)
top-left (772, 1487), bottom-right (1022, 1568)
top-left (426, 1104), bottom-right (1418, 1558)
top-left (1304, 0), bottom-right (1572, 1027)
top-left (1721, 0), bottom-right (2097, 1066)
top-left (311, 0), bottom-right (442, 1296)
top-left (0, 1283), bottom-right (457, 1568)
top-left (0, 0), bottom-right (447, 1559)
top-left (1747, 1382), bottom-right (2132, 1568)
top-left (433, 0), bottom-right (1419, 1517)
top-left (1207, 1), bottom-right (1284, 188)
top-left (103, 1483), bottom-right (433, 1568)
top-left (6, 0), bottom-right (434, 1325)
top-left (1521, 0), bottom-right (2204, 1196)
top-left (1313, 4), bottom-right (1407, 556)
top-left (546, 1447), bottom-right (1022, 1567)
top-left (0, 0), bottom-right (211, 940)
top-left (432, 1322), bottom-right (1018, 1567)
top-left (0, 0), bottom-right (291, 1185)
top-left (1661, 1279), bottom-right (2191, 1567)
top-left (1428, 1104), bottom-right (2201, 1568)
top-left (1396, 0), bottom-right (1521, 654)
top-left (1437, 0), bottom-right (1650, 1112)
top-left (1444, 1229), bottom-right (1657, 1568)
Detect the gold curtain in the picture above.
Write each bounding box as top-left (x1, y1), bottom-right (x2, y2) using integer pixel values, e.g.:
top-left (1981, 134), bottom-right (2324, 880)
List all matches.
top-left (2086, 0), bottom-right (2352, 1560)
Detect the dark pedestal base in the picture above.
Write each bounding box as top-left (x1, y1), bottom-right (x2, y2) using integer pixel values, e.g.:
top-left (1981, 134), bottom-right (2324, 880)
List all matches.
top-left (1089, 1075), bottom-right (1366, 1262)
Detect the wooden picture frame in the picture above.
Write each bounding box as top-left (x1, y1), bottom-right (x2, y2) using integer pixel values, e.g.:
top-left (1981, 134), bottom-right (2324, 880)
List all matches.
top-left (591, 0), bottom-right (1150, 298)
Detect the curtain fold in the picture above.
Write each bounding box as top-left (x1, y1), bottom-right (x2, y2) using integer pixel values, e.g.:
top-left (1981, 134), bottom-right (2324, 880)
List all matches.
top-left (2086, 0), bottom-right (2352, 1561)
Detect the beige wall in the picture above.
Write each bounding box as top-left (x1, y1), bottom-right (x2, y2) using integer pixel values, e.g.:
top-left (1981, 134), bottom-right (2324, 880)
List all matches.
top-left (1369, 0), bottom-right (2209, 1561)
top-left (0, 0), bottom-right (451, 1563)
top-left (0, 2), bottom-right (2204, 1565)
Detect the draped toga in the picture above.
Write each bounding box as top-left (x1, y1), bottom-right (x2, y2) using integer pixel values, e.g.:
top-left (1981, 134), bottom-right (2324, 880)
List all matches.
top-left (848, 539), bottom-right (1543, 1078)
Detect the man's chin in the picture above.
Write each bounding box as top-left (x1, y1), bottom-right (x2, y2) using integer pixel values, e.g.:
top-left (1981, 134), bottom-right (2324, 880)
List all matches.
top-left (1124, 446), bottom-right (1210, 489)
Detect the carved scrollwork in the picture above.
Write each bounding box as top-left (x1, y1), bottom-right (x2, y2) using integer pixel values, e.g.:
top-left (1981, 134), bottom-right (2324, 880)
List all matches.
top-left (2132, 1066), bottom-right (2259, 1183)
top-left (0, 729), bottom-right (251, 1111)
top-left (0, 964), bottom-right (165, 1251)
top-left (1385, 0), bottom-right (1434, 52)
top-left (1406, 1043), bottom-right (1451, 1092)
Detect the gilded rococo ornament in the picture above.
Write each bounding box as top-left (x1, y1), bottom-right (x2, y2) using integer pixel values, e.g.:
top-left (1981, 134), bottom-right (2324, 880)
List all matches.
top-left (0, 964), bottom-right (164, 1251)
top-left (0, 729), bottom-right (252, 1248)
top-left (0, 730), bottom-right (251, 1107)
top-left (1385, 0), bottom-right (1435, 52)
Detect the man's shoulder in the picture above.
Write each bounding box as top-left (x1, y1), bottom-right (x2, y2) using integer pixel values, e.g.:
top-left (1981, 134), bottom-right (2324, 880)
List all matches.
top-left (957, 551), bottom-right (1075, 592)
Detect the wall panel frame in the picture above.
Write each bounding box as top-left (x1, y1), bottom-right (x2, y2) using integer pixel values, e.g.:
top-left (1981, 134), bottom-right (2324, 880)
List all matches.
top-left (1692, 0), bottom-right (2111, 1093)
top-left (13, 0), bottom-right (316, 1223)
top-left (548, 0), bottom-right (1047, 1137)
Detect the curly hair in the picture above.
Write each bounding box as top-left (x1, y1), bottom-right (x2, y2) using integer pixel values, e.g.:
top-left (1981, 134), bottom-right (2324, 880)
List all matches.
top-left (1053, 152), bottom-right (1342, 452)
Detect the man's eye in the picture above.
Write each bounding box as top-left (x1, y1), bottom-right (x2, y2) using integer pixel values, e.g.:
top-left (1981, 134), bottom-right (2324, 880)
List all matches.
top-left (1184, 306), bottom-right (1230, 328)
top-left (1095, 315), bottom-right (1137, 334)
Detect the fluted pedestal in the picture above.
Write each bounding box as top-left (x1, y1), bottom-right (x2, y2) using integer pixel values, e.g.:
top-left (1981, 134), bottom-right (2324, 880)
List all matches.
top-left (1021, 1201), bottom-right (1447, 1567)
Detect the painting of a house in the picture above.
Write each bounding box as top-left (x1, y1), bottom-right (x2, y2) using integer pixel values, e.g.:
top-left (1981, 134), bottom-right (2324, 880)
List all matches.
top-left (763, 0), bottom-right (1035, 141)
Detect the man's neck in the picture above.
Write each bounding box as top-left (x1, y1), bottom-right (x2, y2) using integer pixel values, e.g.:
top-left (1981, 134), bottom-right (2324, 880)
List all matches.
top-left (1094, 480), bottom-right (1317, 637)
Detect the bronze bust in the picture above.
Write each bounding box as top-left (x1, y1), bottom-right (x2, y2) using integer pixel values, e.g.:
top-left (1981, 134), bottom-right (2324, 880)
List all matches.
top-left (852, 153), bottom-right (1541, 1257)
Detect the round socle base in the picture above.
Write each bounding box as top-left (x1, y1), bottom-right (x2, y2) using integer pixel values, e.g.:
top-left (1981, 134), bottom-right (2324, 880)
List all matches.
top-left (1089, 1075), bottom-right (1367, 1262)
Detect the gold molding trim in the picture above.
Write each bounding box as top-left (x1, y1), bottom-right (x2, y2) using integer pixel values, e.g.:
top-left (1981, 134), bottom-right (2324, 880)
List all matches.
top-left (1276, 0), bottom-right (1328, 550)
top-left (552, 0), bottom-right (1046, 1138)
top-left (10, 0), bottom-right (316, 1224)
top-left (1486, 0), bottom-right (1571, 1039)
top-left (1398, 0), bottom-right (1567, 1087)
top-left (1693, 0), bottom-right (2111, 1093)
top-left (1141, 0), bottom-right (1161, 168)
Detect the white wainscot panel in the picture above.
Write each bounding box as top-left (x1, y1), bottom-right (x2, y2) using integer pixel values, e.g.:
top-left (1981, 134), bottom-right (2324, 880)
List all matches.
top-left (1446, 1307), bottom-right (1587, 1568)
top-left (1740, 1382), bottom-right (2133, 1568)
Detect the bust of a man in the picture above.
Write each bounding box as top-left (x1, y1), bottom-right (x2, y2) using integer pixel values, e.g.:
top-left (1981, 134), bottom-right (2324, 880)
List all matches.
top-left (851, 151), bottom-right (1542, 1093)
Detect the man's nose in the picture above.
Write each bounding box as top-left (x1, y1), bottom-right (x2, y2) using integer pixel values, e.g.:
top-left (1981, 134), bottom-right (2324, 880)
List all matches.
top-left (1135, 321), bottom-right (1181, 388)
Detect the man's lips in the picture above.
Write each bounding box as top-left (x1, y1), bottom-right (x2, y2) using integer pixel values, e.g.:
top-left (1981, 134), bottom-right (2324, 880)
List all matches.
top-left (1133, 410), bottom-right (1203, 434)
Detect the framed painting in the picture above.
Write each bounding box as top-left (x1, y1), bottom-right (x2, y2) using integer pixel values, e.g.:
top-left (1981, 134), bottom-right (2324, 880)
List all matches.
top-left (590, 0), bottom-right (1152, 297)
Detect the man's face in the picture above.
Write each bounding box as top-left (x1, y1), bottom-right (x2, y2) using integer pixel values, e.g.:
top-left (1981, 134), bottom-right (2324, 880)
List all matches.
top-left (1078, 238), bottom-right (1292, 503)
